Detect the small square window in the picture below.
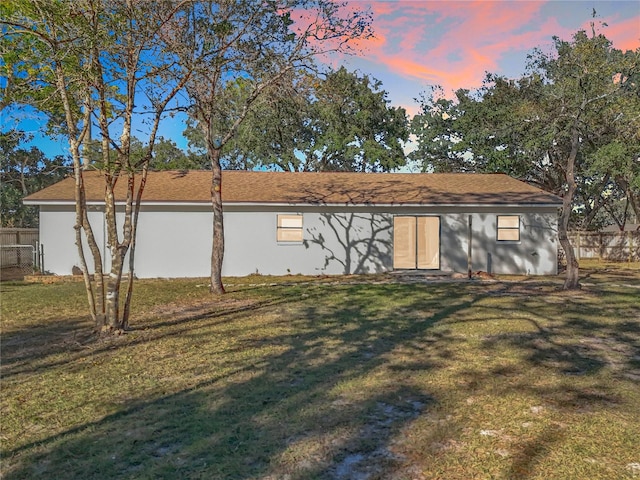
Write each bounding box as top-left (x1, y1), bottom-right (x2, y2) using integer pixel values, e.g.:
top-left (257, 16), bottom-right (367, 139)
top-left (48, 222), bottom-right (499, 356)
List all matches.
top-left (277, 214), bottom-right (303, 242)
top-left (497, 215), bottom-right (520, 241)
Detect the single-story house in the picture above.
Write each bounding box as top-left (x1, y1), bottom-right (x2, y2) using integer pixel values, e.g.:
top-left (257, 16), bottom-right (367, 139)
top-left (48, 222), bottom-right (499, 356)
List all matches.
top-left (24, 170), bottom-right (562, 277)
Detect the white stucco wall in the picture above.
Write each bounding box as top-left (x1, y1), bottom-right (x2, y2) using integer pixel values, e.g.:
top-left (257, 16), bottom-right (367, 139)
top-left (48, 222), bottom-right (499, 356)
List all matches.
top-left (437, 209), bottom-right (558, 275)
top-left (222, 207), bottom-right (393, 276)
top-left (39, 205), bottom-right (106, 275)
top-left (37, 203), bottom-right (558, 278)
top-left (134, 206), bottom-right (212, 277)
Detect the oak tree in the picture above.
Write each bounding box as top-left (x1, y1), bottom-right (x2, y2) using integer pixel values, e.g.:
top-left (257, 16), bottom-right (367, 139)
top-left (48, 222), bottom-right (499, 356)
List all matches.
top-left (0, 131), bottom-right (69, 227)
top-left (165, 1), bottom-right (373, 293)
top-left (411, 27), bottom-right (639, 289)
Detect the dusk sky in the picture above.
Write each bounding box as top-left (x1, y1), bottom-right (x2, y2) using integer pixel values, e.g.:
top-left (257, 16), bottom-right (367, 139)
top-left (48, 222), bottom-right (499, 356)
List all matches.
top-left (10, 0), bottom-right (640, 157)
top-left (339, 0), bottom-right (640, 117)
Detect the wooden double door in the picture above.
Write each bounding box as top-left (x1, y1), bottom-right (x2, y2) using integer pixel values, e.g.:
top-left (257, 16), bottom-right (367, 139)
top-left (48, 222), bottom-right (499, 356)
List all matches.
top-left (393, 216), bottom-right (440, 270)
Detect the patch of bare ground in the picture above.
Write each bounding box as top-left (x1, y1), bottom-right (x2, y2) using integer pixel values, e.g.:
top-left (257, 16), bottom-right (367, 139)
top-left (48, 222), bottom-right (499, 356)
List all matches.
top-left (141, 296), bottom-right (257, 324)
top-left (484, 282), bottom-right (557, 297)
top-left (1, 266), bottom-right (27, 281)
top-left (326, 397), bottom-right (432, 480)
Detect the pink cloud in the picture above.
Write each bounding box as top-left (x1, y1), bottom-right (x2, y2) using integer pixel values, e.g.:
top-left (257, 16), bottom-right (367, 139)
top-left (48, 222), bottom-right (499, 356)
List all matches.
top-left (353, 1), bottom-right (550, 92)
top-left (584, 16), bottom-right (640, 52)
top-left (340, 0), bottom-right (639, 98)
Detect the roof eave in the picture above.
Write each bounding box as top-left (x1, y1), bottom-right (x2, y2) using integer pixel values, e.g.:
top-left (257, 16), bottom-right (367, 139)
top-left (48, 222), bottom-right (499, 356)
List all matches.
top-left (23, 200), bottom-right (563, 208)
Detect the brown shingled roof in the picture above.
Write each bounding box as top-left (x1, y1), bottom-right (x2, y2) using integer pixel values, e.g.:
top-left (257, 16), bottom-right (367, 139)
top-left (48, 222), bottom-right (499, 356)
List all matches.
top-left (24, 170), bottom-right (562, 206)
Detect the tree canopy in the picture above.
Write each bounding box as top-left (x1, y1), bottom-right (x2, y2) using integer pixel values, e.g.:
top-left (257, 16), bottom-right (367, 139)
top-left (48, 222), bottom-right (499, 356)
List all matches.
top-left (411, 27), bottom-right (639, 288)
top-left (288, 67), bottom-right (408, 172)
top-left (185, 67), bottom-right (408, 172)
top-left (2, 0), bottom-right (194, 330)
top-left (0, 131), bottom-right (70, 227)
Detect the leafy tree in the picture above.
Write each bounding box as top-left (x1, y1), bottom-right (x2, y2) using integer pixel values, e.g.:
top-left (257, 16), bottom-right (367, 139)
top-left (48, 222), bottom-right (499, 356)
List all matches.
top-left (587, 68), bottom-right (640, 227)
top-left (185, 67), bottom-right (408, 173)
top-left (0, 130), bottom-right (70, 227)
top-left (409, 88), bottom-right (471, 173)
top-left (528, 30), bottom-right (638, 288)
top-left (283, 67), bottom-right (408, 172)
top-left (2, 0), bottom-right (191, 331)
top-left (182, 70), bottom-right (310, 171)
top-left (166, 1), bottom-right (373, 294)
top-left (411, 28), bottom-right (639, 289)
top-left (146, 137), bottom-right (207, 170)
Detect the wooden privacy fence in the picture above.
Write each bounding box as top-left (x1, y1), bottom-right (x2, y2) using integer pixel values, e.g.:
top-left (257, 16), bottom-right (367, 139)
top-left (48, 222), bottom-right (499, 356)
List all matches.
top-left (569, 230), bottom-right (640, 262)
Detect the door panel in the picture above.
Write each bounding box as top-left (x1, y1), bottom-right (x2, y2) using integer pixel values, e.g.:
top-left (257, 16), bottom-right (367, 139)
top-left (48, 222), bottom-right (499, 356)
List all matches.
top-left (394, 216), bottom-right (440, 270)
top-left (417, 216), bottom-right (440, 269)
top-left (393, 216), bottom-right (416, 269)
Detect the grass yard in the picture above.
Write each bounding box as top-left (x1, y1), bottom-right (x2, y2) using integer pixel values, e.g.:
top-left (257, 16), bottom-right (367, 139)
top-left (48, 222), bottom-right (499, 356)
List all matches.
top-left (1, 264), bottom-right (639, 479)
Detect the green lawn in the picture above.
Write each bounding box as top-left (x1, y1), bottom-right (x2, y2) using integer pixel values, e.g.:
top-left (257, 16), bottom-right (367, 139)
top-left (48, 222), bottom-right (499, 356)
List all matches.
top-left (1, 265), bottom-right (639, 479)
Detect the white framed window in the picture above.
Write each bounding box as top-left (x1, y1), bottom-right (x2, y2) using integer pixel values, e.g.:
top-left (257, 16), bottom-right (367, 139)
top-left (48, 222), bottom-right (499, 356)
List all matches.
top-left (497, 215), bottom-right (520, 241)
top-left (277, 214), bottom-right (303, 242)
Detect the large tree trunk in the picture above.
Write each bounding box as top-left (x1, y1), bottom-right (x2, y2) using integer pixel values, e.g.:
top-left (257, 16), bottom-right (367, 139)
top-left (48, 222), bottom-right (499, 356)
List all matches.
top-left (123, 166), bottom-right (148, 329)
top-left (81, 191), bottom-right (106, 328)
top-left (558, 210), bottom-right (580, 289)
top-left (103, 177), bottom-right (127, 331)
top-left (560, 126), bottom-right (581, 290)
top-left (210, 147), bottom-right (225, 294)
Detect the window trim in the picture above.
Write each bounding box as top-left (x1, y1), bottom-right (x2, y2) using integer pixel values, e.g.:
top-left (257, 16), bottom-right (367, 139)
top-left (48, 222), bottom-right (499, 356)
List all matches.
top-left (276, 214), bottom-right (303, 243)
top-left (496, 215), bottom-right (520, 242)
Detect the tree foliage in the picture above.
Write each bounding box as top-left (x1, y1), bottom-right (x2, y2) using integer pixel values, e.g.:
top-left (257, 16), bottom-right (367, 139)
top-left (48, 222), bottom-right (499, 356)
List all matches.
top-left (283, 66), bottom-right (408, 172)
top-left (164, 1), bottom-right (373, 293)
top-left (184, 67), bottom-right (408, 172)
top-left (411, 27), bottom-right (639, 289)
top-left (0, 131), bottom-right (70, 227)
top-left (2, 0), bottom-right (191, 331)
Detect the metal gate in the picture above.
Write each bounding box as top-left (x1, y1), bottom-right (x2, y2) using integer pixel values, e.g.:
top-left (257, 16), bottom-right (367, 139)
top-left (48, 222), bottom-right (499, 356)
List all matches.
top-left (0, 243), bottom-right (44, 277)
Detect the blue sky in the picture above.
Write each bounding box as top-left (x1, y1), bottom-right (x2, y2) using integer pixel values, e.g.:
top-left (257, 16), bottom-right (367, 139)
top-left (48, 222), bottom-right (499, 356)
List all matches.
top-left (4, 0), bottom-right (639, 159)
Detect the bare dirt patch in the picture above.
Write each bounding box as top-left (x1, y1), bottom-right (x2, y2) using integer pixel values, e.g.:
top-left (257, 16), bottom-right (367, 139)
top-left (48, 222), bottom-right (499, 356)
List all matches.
top-left (1, 266), bottom-right (28, 282)
top-left (141, 297), bottom-right (260, 324)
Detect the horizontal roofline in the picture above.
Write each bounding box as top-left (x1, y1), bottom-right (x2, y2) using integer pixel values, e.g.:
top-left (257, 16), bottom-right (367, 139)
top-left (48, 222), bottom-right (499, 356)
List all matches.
top-left (23, 170), bottom-right (564, 206)
top-left (24, 199), bottom-right (562, 208)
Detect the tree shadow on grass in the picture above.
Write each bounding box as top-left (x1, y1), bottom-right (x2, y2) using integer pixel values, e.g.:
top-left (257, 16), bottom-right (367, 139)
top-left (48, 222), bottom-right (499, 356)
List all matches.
top-left (6, 278), bottom-right (637, 479)
top-left (0, 287), bottom-right (311, 380)
top-left (507, 426), bottom-right (565, 480)
top-left (1, 315), bottom-right (94, 377)
top-left (446, 281), bottom-right (639, 478)
top-left (3, 283), bottom-right (475, 480)
top-left (473, 282), bottom-right (640, 377)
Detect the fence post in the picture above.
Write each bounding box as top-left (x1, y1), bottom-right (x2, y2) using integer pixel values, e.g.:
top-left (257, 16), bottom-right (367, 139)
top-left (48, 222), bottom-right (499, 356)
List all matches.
top-left (576, 232), bottom-right (581, 260)
top-left (16, 230), bottom-right (22, 267)
top-left (40, 243), bottom-right (45, 273)
top-left (629, 231), bottom-right (633, 263)
top-left (599, 233), bottom-right (603, 260)
top-left (467, 215), bottom-right (472, 279)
